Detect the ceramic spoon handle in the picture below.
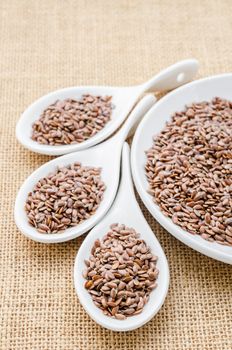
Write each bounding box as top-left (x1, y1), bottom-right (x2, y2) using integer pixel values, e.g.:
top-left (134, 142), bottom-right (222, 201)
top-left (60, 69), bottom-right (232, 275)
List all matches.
top-left (115, 94), bottom-right (156, 143)
top-left (141, 59), bottom-right (199, 92)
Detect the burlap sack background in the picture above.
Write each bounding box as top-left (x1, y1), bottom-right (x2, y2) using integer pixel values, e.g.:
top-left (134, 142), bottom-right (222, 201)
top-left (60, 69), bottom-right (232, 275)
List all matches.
top-left (0, 1), bottom-right (231, 349)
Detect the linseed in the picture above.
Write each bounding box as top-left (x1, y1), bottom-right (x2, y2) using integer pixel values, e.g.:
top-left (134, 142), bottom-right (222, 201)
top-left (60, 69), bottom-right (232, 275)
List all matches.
top-left (83, 224), bottom-right (158, 319)
top-left (25, 162), bottom-right (105, 233)
top-left (145, 97), bottom-right (232, 246)
top-left (31, 94), bottom-right (113, 145)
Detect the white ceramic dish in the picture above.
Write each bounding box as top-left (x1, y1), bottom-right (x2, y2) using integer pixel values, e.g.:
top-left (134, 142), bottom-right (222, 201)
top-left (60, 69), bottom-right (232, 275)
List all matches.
top-left (131, 74), bottom-right (232, 265)
top-left (74, 143), bottom-right (169, 331)
top-left (14, 95), bottom-right (156, 243)
top-left (16, 59), bottom-right (198, 155)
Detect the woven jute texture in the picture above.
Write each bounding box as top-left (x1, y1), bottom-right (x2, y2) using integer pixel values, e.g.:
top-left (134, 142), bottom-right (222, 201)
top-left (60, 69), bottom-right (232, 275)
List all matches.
top-left (0, 1), bottom-right (232, 349)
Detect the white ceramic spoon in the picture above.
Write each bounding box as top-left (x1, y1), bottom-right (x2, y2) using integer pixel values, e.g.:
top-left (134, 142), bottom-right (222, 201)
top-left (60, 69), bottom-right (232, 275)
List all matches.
top-left (16, 59), bottom-right (199, 155)
top-left (14, 95), bottom-right (156, 243)
top-left (74, 143), bottom-right (169, 332)
top-left (131, 74), bottom-right (232, 265)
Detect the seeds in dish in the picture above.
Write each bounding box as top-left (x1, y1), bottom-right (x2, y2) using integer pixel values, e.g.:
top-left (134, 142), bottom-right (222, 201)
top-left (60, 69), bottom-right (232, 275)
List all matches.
top-left (25, 163), bottom-right (105, 233)
top-left (31, 94), bottom-right (113, 145)
top-left (145, 97), bottom-right (232, 246)
top-left (83, 224), bottom-right (158, 319)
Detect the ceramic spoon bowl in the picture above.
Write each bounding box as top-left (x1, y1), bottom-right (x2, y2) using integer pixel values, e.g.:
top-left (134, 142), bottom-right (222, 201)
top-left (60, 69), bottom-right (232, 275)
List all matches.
top-left (131, 74), bottom-right (232, 264)
top-left (74, 143), bottom-right (169, 331)
top-left (16, 59), bottom-right (198, 155)
top-left (14, 95), bottom-right (156, 243)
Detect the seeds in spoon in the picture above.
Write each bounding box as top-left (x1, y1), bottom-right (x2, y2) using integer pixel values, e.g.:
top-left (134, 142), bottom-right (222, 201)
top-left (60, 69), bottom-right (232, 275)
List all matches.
top-left (31, 94), bottom-right (114, 145)
top-left (145, 97), bottom-right (232, 246)
top-left (25, 162), bottom-right (105, 233)
top-left (83, 224), bottom-right (158, 319)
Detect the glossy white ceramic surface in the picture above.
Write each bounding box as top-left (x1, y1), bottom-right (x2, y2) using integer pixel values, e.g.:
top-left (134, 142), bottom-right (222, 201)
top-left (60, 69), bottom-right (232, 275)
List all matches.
top-left (16, 59), bottom-right (198, 155)
top-left (131, 74), bottom-right (232, 264)
top-left (74, 143), bottom-right (169, 331)
top-left (15, 95), bottom-right (156, 243)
